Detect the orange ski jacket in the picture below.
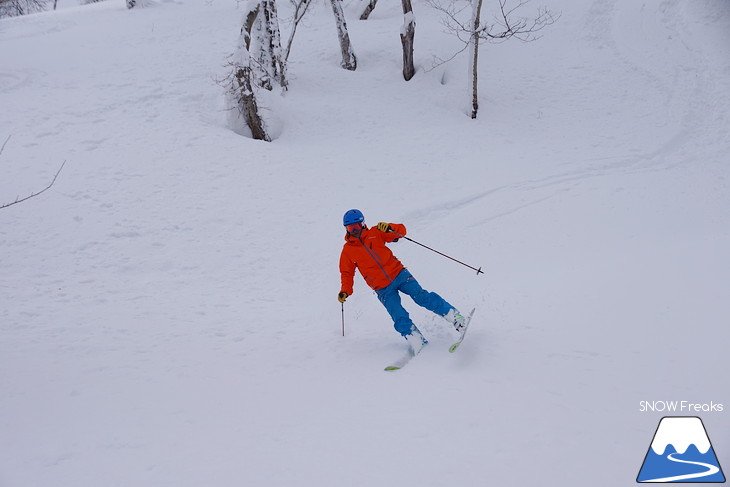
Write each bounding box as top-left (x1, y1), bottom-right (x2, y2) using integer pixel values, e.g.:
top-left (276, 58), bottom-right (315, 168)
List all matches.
top-left (339, 223), bottom-right (407, 295)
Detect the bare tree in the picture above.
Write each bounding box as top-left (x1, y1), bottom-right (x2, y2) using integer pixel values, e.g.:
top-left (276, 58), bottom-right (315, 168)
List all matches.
top-left (1, 136), bottom-right (67, 210)
top-left (0, 0), bottom-right (47, 17)
top-left (429, 0), bottom-right (558, 118)
top-left (226, 4), bottom-right (271, 141)
top-left (400, 0), bottom-right (416, 81)
top-left (253, 0), bottom-right (288, 91)
top-left (224, 0), bottom-right (292, 141)
top-left (284, 0), bottom-right (313, 62)
top-left (330, 0), bottom-right (357, 70)
top-left (360, 0), bottom-right (414, 80)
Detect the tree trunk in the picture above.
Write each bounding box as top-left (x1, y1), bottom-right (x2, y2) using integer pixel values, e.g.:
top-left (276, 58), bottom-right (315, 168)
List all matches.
top-left (468, 0), bottom-right (483, 118)
top-left (233, 4), bottom-right (270, 141)
top-left (252, 5), bottom-right (272, 89)
top-left (284, 0), bottom-right (312, 62)
top-left (359, 0), bottom-right (377, 20)
top-left (400, 0), bottom-right (415, 81)
top-left (469, 35), bottom-right (479, 118)
top-left (330, 0), bottom-right (357, 70)
top-left (261, 0), bottom-right (287, 90)
top-left (243, 4), bottom-right (259, 50)
top-left (249, 0), bottom-right (287, 91)
top-left (234, 65), bottom-right (270, 141)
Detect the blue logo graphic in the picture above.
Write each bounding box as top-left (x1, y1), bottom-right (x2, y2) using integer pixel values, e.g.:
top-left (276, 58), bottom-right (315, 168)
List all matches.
top-left (637, 416), bottom-right (726, 483)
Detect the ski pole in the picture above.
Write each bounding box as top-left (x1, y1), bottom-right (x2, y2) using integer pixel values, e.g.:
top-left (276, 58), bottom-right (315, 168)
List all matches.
top-left (390, 229), bottom-right (484, 275)
top-left (341, 302), bottom-right (345, 336)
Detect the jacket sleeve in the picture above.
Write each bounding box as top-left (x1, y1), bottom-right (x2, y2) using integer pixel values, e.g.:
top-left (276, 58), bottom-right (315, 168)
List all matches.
top-left (339, 248), bottom-right (356, 295)
top-left (383, 223), bottom-right (406, 242)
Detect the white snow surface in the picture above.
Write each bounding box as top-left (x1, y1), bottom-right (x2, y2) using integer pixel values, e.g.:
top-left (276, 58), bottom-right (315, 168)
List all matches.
top-left (1, 0), bottom-right (730, 486)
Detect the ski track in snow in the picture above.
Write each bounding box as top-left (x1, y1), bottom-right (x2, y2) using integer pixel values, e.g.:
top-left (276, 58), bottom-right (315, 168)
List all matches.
top-left (402, 0), bottom-right (730, 232)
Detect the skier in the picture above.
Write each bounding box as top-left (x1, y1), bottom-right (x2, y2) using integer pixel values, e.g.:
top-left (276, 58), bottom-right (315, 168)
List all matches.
top-left (337, 209), bottom-right (466, 354)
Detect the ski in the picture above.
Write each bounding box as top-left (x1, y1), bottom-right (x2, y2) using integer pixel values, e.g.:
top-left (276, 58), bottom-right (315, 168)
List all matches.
top-left (449, 307), bottom-right (475, 353)
top-left (384, 345), bottom-right (423, 371)
top-left (384, 308), bottom-right (475, 369)
top-left (384, 351), bottom-right (414, 371)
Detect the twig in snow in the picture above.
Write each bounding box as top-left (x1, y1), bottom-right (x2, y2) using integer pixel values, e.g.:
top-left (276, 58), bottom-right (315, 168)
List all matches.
top-left (0, 160), bottom-right (67, 210)
top-left (0, 135), bottom-right (11, 158)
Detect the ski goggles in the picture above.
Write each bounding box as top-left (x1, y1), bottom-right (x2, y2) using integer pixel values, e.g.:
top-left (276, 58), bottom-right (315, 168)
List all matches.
top-left (346, 222), bottom-right (363, 233)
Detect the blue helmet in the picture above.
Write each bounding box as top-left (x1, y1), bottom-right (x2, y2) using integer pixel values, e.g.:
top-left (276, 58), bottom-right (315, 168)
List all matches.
top-left (343, 209), bottom-right (364, 226)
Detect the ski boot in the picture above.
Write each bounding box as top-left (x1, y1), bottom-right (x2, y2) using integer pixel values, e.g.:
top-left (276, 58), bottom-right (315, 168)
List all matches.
top-left (404, 326), bottom-right (428, 355)
top-left (444, 308), bottom-right (466, 332)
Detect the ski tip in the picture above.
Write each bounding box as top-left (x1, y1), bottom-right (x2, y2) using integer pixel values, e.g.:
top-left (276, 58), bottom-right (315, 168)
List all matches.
top-left (448, 343), bottom-right (460, 353)
top-left (384, 366), bottom-right (401, 371)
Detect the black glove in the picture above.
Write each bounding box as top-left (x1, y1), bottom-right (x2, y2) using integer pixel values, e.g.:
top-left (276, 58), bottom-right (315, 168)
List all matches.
top-left (338, 291), bottom-right (348, 303)
top-left (377, 222), bottom-right (391, 233)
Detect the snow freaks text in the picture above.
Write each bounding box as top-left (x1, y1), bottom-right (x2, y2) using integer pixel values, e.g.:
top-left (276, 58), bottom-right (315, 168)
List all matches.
top-left (639, 401), bottom-right (724, 413)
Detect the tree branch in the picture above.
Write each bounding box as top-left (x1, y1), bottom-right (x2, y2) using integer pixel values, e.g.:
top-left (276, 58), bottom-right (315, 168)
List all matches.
top-left (284, 0), bottom-right (312, 62)
top-left (424, 41), bottom-right (470, 72)
top-left (428, 0), bottom-right (559, 46)
top-left (0, 135), bottom-right (11, 158)
top-left (1, 160), bottom-right (67, 210)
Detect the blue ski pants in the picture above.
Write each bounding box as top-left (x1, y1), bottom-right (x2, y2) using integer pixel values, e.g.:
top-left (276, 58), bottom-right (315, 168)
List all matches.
top-left (375, 269), bottom-right (453, 336)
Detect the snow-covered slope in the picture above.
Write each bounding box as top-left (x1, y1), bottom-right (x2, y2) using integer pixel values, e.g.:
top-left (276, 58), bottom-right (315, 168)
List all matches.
top-left (1, 0), bottom-right (729, 485)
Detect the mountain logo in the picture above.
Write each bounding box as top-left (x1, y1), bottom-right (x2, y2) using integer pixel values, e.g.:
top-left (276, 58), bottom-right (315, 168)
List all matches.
top-left (637, 416), bottom-right (726, 483)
